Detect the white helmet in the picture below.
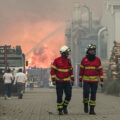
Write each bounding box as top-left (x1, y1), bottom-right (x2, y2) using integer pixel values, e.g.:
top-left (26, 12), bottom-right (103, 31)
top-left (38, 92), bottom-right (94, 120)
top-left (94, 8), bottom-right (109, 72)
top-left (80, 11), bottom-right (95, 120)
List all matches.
top-left (60, 45), bottom-right (71, 54)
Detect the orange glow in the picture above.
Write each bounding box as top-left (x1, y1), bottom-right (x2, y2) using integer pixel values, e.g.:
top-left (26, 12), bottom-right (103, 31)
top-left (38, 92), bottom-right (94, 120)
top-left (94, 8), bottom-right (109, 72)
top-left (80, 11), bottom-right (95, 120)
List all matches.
top-left (0, 20), bottom-right (65, 68)
top-left (28, 44), bottom-right (55, 68)
top-left (27, 27), bottom-right (65, 68)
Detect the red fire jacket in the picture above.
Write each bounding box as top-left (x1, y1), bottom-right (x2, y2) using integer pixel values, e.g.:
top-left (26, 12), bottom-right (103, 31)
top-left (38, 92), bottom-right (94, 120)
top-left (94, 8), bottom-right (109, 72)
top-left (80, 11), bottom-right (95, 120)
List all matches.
top-left (79, 56), bottom-right (104, 83)
top-left (50, 56), bottom-right (74, 83)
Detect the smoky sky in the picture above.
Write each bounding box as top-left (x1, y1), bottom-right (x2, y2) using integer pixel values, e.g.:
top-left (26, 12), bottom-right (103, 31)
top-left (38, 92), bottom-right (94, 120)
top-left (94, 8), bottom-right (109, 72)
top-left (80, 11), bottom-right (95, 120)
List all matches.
top-left (2, 0), bottom-right (118, 52)
top-left (0, 0), bottom-right (105, 37)
top-left (0, 0), bottom-right (117, 67)
top-left (0, 0), bottom-right (105, 22)
top-left (34, 46), bottom-right (47, 55)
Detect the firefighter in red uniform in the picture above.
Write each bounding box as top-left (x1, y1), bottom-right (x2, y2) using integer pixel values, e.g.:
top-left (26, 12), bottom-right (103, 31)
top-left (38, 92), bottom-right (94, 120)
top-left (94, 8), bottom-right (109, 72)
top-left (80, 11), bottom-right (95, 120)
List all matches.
top-left (50, 45), bottom-right (74, 115)
top-left (79, 44), bottom-right (104, 115)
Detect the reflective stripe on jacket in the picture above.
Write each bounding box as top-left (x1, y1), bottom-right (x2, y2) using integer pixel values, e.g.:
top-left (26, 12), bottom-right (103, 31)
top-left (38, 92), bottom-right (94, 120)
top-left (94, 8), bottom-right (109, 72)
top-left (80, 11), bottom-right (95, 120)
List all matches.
top-left (50, 56), bottom-right (74, 83)
top-left (79, 56), bottom-right (104, 82)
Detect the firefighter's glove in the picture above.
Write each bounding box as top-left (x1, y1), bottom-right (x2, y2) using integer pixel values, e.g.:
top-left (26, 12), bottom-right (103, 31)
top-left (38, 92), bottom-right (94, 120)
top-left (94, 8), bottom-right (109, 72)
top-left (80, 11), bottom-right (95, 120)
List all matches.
top-left (79, 81), bottom-right (82, 88)
top-left (100, 81), bottom-right (104, 87)
top-left (52, 81), bottom-right (56, 86)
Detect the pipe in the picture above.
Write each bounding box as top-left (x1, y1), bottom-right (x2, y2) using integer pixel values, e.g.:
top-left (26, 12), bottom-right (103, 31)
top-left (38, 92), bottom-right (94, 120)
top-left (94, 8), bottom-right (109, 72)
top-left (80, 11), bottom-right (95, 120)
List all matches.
top-left (98, 27), bottom-right (107, 57)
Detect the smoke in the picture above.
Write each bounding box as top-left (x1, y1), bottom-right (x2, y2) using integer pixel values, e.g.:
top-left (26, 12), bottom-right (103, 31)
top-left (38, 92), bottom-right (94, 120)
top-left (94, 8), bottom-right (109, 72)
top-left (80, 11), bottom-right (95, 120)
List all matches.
top-left (0, 0), bottom-right (106, 68)
top-left (27, 26), bottom-right (65, 68)
top-left (29, 42), bottom-right (63, 68)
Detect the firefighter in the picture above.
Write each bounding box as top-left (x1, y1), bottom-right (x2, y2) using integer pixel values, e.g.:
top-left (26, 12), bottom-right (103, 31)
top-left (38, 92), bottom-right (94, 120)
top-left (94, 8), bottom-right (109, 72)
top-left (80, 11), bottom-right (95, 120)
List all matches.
top-left (29, 76), bottom-right (34, 90)
top-left (50, 45), bottom-right (74, 115)
top-left (79, 44), bottom-right (104, 115)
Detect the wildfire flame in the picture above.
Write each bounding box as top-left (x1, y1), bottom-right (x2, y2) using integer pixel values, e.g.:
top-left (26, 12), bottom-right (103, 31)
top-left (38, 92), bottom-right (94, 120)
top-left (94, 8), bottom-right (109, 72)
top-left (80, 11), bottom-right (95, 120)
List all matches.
top-left (25, 22), bottom-right (65, 68)
top-left (27, 29), bottom-right (65, 68)
top-left (28, 44), bottom-right (56, 68)
top-left (0, 20), bottom-right (65, 68)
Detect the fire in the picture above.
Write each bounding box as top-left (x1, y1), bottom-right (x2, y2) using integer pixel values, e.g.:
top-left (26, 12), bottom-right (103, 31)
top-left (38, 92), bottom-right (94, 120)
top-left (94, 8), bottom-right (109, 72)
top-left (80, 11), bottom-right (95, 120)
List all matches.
top-left (0, 20), bottom-right (65, 68)
top-left (28, 45), bottom-right (54, 68)
top-left (27, 28), bottom-right (65, 68)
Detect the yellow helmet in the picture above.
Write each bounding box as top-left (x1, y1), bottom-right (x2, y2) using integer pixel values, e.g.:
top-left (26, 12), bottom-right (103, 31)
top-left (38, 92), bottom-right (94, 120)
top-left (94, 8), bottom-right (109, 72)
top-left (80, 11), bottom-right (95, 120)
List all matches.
top-left (87, 44), bottom-right (96, 50)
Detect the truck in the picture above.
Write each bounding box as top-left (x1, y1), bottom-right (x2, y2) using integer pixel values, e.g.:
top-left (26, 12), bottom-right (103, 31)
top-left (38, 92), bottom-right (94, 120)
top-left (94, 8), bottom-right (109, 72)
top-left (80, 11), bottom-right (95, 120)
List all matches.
top-left (0, 45), bottom-right (26, 95)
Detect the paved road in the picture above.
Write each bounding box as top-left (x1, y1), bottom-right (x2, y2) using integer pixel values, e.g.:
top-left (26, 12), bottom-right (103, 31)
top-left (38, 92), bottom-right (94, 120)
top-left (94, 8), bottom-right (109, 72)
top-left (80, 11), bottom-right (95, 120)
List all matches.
top-left (0, 88), bottom-right (120, 120)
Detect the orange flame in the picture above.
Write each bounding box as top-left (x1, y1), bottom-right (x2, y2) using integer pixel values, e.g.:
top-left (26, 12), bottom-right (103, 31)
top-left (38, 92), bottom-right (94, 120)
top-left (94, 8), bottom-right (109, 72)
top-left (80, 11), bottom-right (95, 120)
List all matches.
top-left (27, 28), bottom-right (65, 68)
top-left (0, 20), bottom-right (65, 68)
top-left (28, 45), bottom-right (54, 68)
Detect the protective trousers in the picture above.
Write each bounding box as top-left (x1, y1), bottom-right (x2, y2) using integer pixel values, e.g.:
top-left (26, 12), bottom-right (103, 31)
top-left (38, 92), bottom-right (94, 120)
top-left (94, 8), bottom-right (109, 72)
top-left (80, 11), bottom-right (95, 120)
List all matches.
top-left (56, 82), bottom-right (72, 111)
top-left (83, 82), bottom-right (98, 106)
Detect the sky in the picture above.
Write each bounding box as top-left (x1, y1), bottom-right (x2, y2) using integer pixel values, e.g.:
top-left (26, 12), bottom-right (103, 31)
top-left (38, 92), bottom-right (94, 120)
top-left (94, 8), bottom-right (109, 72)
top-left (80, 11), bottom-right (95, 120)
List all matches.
top-left (0, 0), bottom-right (107, 67)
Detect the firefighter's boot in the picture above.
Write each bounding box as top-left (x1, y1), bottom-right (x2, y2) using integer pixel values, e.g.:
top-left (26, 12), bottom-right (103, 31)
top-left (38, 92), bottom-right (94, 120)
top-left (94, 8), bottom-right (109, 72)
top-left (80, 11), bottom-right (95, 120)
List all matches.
top-left (63, 106), bottom-right (68, 114)
top-left (58, 109), bottom-right (63, 115)
top-left (84, 103), bottom-right (88, 113)
top-left (89, 106), bottom-right (96, 115)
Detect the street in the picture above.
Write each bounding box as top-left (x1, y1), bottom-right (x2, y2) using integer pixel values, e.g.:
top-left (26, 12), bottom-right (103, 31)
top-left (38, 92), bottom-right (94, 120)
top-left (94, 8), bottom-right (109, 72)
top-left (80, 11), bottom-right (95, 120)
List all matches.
top-left (0, 88), bottom-right (120, 120)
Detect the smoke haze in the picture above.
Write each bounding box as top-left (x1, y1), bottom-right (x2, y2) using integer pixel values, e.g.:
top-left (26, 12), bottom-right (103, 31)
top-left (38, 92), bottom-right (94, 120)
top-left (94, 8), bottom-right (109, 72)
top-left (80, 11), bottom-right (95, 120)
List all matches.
top-left (0, 0), bottom-right (108, 67)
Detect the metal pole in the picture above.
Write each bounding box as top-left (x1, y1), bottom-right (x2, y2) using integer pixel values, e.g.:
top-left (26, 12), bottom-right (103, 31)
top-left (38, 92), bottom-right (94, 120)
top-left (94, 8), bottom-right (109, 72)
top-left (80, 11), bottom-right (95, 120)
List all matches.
top-left (98, 27), bottom-right (107, 57)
